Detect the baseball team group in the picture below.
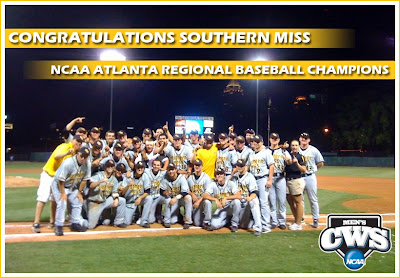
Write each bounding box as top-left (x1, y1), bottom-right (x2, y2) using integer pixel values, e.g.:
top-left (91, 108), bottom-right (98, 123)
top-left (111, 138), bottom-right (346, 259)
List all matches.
top-left (32, 117), bottom-right (324, 237)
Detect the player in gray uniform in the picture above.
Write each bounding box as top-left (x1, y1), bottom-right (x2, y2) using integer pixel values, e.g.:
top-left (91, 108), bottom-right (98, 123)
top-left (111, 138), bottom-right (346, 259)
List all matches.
top-left (216, 133), bottom-right (238, 177)
top-left (119, 161), bottom-right (152, 227)
top-left (231, 159), bottom-right (262, 236)
top-left (266, 133), bottom-right (292, 229)
top-left (247, 135), bottom-right (275, 233)
top-left (160, 162), bottom-right (193, 229)
top-left (51, 147), bottom-right (91, 236)
top-left (235, 135), bottom-right (253, 162)
top-left (87, 160), bottom-right (127, 229)
top-left (163, 134), bottom-right (193, 174)
top-left (144, 159), bottom-right (166, 224)
top-left (100, 142), bottom-right (132, 175)
top-left (187, 159), bottom-right (212, 228)
top-left (204, 167), bottom-right (241, 232)
top-left (185, 130), bottom-right (200, 150)
top-left (298, 132), bottom-right (324, 228)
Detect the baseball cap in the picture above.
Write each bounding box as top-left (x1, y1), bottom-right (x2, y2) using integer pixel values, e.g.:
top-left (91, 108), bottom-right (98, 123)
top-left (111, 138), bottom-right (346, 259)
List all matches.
top-left (143, 128), bottom-right (152, 135)
top-left (270, 133), bottom-right (280, 139)
top-left (236, 135), bottom-right (245, 143)
top-left (104, 160), bottom-right (115, 168)
top-left (114, 142), bottom-right (124, 150)
top-left (73, 135), bottom-right (84, 143)
top-left (219, 133), bottom-right (228, 139)
top-left (173, 134), bottom-right (183, 140)
top-left (90, 127), bottom-right (100, 133)
top-left (215, 167), bottom-right (226, 175)
top-left (117, 130), bottom-right (127, 137)
top-left (135, 161), bottom-right (145, 169)
top-left (236, 159), bottom-right (247, 167)
top-left (167, 162), bottom-right (177, 170)
top-left (253, 135), bottom-right (264, 143)
top-left (300, 132), bottom-right (310, 139)
top-left (205, 134), bottom-right (214, 142)
top-left (193, 159), bottom-right (203, 166)
top-left (78, 146), bottom-right (90, 158)
top-left (76, 127), bottom-right (87, 134)
top-left (245, 128), bottom-right (255, 135)
top-left (229, 132), bottom-right (237, 139)
top-left (132, 136), bottom-right (141, 143)
top-left (116, 163), bottom-right (126, 173)
top-left (190, 130), bottom-right (199, 135)
top-left (93, 140), bottom-right (103, 149)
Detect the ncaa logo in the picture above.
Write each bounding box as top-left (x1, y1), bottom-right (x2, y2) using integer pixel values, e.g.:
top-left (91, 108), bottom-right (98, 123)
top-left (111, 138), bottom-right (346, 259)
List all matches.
top-left (319, 214), bottom-right (391, 271)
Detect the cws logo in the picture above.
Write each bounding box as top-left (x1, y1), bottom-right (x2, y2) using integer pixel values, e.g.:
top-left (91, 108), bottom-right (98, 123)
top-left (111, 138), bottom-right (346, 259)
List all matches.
top-left (319, 214), bottom-right (391, 271)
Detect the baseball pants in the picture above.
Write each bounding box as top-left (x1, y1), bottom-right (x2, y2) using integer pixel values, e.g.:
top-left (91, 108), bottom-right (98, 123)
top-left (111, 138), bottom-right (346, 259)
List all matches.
top-left (124, 195), bottom-right (152, 226)
top-left (238, 198), bottom-right (262, 232)
top-left (256, 177), bottom-right (271, 230)
top-left (88, 197), bottom-right (126, 229)
top-left (193, 200), bottom-right (212, 227)
top-left (303, 174), bottom-right (319, 221)
top-left (164, 195), bottom-right (193, 225)
top-left (210, 199), bottom-right (241, 229)
top-left (269, 176), bottom-right (287, 226)
top-left (149, 195), bottom-right (165, 224)
top-left (51, 183), bottom-right (82, 227)
top-left (37, 171), bottom-right (54, 203)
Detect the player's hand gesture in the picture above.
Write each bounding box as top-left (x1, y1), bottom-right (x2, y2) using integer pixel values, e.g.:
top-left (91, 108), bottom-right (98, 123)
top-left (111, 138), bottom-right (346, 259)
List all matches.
top-left (228, 125), bottom-right (234, 133)
top-left (169, 197), bottom-right (177, 206)
top-left (66, 148), bottom-right (74, 156)
top-left (282, 141), bottom-right (289, 149)
top-left (216, 200), bottom-right (223, 210)
top-left (134, 197), bottom-right (142, 206)
top-left (75, 117), bottom-right (85, 123)
top-left (193, 199), bottom-right (201, 209)
top-left (292, 156), bottom-right (298, 164)
top-left (245, 196), bottom-right (251, 202)
top-left (163, 121), bottom-right (169, 132)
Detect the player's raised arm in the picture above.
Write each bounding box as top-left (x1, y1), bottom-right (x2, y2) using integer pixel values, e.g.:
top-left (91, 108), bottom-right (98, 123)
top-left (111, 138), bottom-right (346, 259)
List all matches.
top-left (163, 121), bottom-right (174, 143)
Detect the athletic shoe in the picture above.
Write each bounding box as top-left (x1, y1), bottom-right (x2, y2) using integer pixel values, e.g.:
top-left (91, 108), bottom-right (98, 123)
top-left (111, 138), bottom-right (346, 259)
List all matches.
top-left (312, 219), bottom-right (319, 228)
top-left (142, 223), bottom-right (150, 228)
top-left (301, 218), bottom-right (305, 225)
top-left (254, 231), bottom-right (261, 237)
top-left (270, 224), bottom-right (277, 229)
top-left (289, 223), bottom-right (302, 230)
top-left (32, 223), bottom-right (41, 233)
top-left (48, 222), bottom-right (55, 228)
top-left (278, 224), bottom-right (286, 230)
top-left (55, 225), bottom-right (63, 236)
top-left (164, 223), bottom-right (171, 228)
top-left (71, 223), bottom-right (88, 232)
top-left (230, 226), bottom-right (238, 233)
top-left (262, 227), bottom-right (271, 234)
top-left (136, 218), bottom-right (142, 225)
top-left (114, 223), bottom-right (128, 228)
top-left (183, 223), bottom-right (191, 229)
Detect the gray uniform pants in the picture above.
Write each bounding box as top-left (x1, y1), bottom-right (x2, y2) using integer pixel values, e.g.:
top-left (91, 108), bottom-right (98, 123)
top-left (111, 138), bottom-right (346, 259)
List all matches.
top-left (303, 174), bottom-right (319, 220)
top-left (238, 198), bottom-right (262, 232)
top-left (210, 199), bottom-right (241, 229)
top-left (269, 176), bottom-right (287, 226)
top-left (193, 199), bottom-right (212, 227)
top-left (51, 184), bottom-right (82, 227)
top-left (149, 195), bottom-right (165, 224)
top-left (88, 197), bottom-right (126, 229)
top-left (256, 177), bottom-right (271, 229)
top-left (164, 195), bottom-right (193, 225)
top-left (124, 195), bottom-right (153, 225)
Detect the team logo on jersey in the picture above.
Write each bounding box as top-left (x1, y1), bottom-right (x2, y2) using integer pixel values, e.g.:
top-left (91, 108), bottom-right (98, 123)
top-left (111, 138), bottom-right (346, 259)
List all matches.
top-left (319, 214), bottom-right (391, 271)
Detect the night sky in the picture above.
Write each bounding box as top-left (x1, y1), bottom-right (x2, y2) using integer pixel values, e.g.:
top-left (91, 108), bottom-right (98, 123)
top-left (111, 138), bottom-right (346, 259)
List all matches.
top-left (5, 5), bottom-right (395, 152)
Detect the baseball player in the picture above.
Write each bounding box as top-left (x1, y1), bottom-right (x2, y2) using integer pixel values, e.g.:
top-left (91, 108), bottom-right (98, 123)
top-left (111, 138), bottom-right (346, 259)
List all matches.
top-left (162, 134), bottom-right (193, 175)
top-left (50, 146), bottom-right (91, 236)
top-left (192, 134), bottom-right (218, 179)
top-left (32, 134), bottom-right (83, 233)
top-left (63, 117), bottom-right (87, 143)
top-left (244, 128), bottom-right (255, 146)
top-left (187, 159), bottom-right (213, 228)
top-left (135, 140), bottom-right (160, 168)
top-left (203, 167), bottom-right (241, 232)
top-left (285, 140), bottom-right (307, 231)
top-left (87, 160), bottom-right (127, 229)
top-left (231, 159), bottom-right (262, 236)
top-left (235, 135), bottom-right (253, 162)
top-left (100, 142), bottom-right (132, 175)
top-left (145, 159), bottom-right (167, 224)
top-left (216, 133), bottom-right (238, 177)
top-left (185, 130), bottom-right (201, 150)
top-left (142, 128), bottom-right (153, 149)
top-left (267, 133), bottom-right (292, 229)
top-left (160, 162), bottom-right (193, 229)
top-left (101, 130), bottom-right (116, 151)
top-left (87, 127), bottom-right (101, 149)
top-left (119, 161), bottom-right (152, 227)
top-left (152, 127), bottom-right (164, 142)
top-left (247, 135), bottom-right (275, 233)
top-left (298, 132), bottom-right (324, 228)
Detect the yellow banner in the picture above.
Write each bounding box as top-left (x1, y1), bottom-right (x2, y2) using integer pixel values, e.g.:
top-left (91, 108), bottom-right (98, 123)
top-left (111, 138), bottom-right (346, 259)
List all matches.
top-left (24, 60), bottom-right (394, 80)
top-left (6, 29), bottom-right (354, 48)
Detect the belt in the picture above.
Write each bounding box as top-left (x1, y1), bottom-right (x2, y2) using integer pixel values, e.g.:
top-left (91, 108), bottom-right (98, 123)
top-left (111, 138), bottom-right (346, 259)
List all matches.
top-left (268, 173), bottom-right (284, 177)
top-left (302, 173), bottom-right (314, 177)
top-left (286, 177), bottom-right (302, 181)
top-left (88, 199), bottom-right (105, 204)
top-left (255, 175), bottom-right (267, 180)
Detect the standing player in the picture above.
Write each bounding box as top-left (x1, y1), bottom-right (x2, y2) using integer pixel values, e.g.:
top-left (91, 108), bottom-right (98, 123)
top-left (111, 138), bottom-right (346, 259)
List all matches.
top-left (216, 133), bottom-right (238, 177)
top-left (231, 159), bottom-right (262, 236)
top-left (187, 159), bottom-right (212, 228)
top-left (162, 134), bottom-right (193, 175)
top-left (192, 134), bottom-right (218, 179)
top-left (185, 130), bottom-right (200, 150)
top-left (50, 146), bottom-right (91, 236)
top-left (32, 135), bottom-right (83, 233)
top-left (247, 135), bottom-right (275, 233)
top-left (244, 129), bottom-right (255, 146)
top-left (203, 168), bottom-right (241, 232)
top-left (145, 159), bottom-right (166, 224)
top-left (298, 132), bottom-right (324, 228)
top-left (235, 135), bottom-right (253, 162)
top-left (101, 130), bottom-right (116, 151)
top-left (161, 163), bottom-right (193, 229)
top-left (267, 133), bottom-right (292, 229)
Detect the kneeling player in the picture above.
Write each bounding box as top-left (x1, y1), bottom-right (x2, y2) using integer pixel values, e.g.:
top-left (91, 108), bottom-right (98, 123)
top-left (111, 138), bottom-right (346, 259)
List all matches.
top-left (145, 159), bottom-right (166, 224)
top-left (203, 168), bottom-right (241, 232)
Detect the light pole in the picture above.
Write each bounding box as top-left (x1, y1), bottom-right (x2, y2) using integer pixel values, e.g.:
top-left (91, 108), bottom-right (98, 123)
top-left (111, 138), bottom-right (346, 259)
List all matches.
top-left (254, 57), bottom-right (266, 134)
top-left (100, 50), bottom-right (126, 130)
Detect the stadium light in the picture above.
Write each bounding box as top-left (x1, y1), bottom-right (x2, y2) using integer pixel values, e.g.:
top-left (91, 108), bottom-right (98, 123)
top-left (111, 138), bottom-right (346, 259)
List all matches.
top-left (253, 57), bottom-right (267, 136)
top-left (100, 50), bottom-right (126, 130)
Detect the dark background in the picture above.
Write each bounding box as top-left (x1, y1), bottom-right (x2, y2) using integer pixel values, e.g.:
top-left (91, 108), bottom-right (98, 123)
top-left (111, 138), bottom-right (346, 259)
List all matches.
top-left (5, 5), bottom-right (395, 155)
